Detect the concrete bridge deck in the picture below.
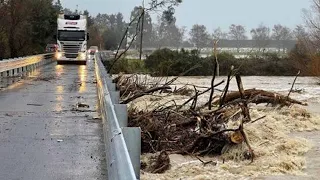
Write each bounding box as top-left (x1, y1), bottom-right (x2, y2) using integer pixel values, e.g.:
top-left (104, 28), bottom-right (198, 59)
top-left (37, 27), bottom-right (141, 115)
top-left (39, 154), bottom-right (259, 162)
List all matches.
top-left (0, 60), bottom-right (107, 180)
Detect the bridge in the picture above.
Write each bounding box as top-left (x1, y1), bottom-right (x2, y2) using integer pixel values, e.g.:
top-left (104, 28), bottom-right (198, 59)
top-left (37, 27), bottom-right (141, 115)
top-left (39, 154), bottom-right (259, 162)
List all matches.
top-left (0, 53), bottom-right (140, 180)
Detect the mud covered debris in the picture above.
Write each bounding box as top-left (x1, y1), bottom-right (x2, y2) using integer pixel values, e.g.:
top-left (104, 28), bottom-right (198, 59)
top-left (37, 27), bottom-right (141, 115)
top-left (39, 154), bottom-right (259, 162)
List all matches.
top-left (114, 74), bottom-right (195, 104)
top-left (141, 151), bottom-right (171, 174)
top-left (27, 103), bottom-right (43, 106)
top-left (113, 72), bottom-right (314, 176)
top-left (77, 102), bottom-right (90, 108)
top-left (70, 102), bottom-right (95, 112)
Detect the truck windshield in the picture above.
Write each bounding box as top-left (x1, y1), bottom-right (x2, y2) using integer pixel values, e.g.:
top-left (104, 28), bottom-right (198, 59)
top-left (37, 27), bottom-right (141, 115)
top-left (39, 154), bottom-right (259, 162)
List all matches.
top-left (58, 30), bottom-right (85, 41)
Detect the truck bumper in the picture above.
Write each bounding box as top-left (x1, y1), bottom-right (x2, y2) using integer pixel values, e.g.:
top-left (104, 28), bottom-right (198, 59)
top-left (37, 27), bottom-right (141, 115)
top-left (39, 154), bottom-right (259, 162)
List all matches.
top-left (55, 52), bottom-right (87, 65)
top-left (56, 58), bottom-right (87, 65)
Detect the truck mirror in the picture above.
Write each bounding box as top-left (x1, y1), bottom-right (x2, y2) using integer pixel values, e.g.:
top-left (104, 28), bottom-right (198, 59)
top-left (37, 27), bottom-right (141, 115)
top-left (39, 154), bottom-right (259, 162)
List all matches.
top-left (87, 33), bottom-right (90, 40)
top-left (53, 34), bottom-right (57, 39)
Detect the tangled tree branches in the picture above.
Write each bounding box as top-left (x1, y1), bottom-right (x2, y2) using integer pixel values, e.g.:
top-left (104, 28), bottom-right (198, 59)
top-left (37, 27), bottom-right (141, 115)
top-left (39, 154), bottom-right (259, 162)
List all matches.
top-left (113, 70), bottom-right (306, 173)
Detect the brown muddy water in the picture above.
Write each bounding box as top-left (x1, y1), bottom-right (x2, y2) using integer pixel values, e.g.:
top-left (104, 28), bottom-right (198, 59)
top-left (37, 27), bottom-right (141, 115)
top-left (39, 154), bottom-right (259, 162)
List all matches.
top-left (127, 76), bottom-right (320, 180)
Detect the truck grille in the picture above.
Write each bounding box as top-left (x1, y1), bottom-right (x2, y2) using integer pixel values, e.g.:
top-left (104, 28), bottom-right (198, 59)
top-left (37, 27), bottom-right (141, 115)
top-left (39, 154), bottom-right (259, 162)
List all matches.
top-left (65, 53), bottom-right (78, 58)
top-left (61, 43), bottom-right (81, 58)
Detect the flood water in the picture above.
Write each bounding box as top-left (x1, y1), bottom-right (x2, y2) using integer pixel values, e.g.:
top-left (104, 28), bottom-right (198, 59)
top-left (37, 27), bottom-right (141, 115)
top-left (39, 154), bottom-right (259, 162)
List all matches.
top-left (171, 76), bottom-right (320, 103)
top-left (133, 75), bottom-right (320, 113)
top-left (138, 75), bottom-right (320, 180)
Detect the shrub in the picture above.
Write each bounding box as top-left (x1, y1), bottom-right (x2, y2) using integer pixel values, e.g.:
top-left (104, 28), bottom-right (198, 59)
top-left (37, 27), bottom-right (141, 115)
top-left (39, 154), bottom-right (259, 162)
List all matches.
top-left (145, 48), bottom-right (236, 76)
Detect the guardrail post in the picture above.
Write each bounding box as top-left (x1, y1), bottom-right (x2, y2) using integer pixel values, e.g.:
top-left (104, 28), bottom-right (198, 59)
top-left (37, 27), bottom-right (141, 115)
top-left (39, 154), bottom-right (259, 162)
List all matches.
top-left (9, 69), bottom-right (13, 76)
top-left (114, 104), bottom-right (128, 128)
top-left (110, 91), bottom-right (120, 104)
top-left (122, 127), bottom-right (141, 179)
top-left (106, 78), bottom-right (116, 91)
top-left (1, 71), bottom-right (7, 77)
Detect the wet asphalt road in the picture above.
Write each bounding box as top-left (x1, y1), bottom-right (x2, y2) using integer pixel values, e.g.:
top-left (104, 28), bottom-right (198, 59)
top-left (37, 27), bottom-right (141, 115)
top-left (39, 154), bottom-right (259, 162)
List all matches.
top-left (0, 59), bottom-right (107, 180)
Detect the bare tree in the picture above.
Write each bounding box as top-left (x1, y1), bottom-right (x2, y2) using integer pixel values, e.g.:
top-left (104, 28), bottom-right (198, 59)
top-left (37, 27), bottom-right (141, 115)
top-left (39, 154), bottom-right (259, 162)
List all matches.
top-left (211, 27), bottom-right (227, 77)
top-left (189, 24), bottom-right (210, 50)
top-left (155, 14), bottom-right (183, 49)
top-left (228, 24), bottom-right (247, 52)
top-left (250, 24), bottom-right (270, 52)
top-left (271, 24), bottom-right (293, 53)
top-left (303, 0), bottom-right (320, 45)
top-left (300, 0), bottom-right (320, 77)
top-left (108, 0), bottom-right (182, 72)
top-left (293, 25), bottom-right (308, 40)
top-left (212, 27), bottom-right (228, 40)
top-left (272, 24), bottom-right (292, 40)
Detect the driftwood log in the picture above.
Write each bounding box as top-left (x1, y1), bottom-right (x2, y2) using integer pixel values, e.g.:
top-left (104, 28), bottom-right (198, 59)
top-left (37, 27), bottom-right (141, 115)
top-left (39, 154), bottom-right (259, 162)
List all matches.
top-left (213, 88), bottom-right (307, 106)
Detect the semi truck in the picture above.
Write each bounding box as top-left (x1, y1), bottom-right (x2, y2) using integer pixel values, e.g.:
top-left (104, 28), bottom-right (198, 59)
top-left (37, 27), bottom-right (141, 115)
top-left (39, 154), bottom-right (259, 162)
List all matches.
top-left (55, 14), bottom-right (89, 65)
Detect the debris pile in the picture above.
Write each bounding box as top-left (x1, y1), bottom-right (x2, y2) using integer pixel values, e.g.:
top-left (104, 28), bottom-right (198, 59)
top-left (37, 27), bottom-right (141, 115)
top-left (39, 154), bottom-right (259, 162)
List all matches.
top-left (113, 71), bottom-right (309, 174)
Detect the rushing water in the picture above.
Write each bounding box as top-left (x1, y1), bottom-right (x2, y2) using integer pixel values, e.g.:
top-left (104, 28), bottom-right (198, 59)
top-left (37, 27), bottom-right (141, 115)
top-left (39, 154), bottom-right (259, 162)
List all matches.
top-left (170, 76), bottom-right (320, 102)
top-left (136, 75), bottom-right (320, 180)
top-left (131, 75), bottom-right (320, 113)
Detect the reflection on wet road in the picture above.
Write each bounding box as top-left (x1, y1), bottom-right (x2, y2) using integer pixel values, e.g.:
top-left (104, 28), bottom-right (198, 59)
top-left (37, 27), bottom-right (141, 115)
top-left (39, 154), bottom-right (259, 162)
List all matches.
top-left (0, 60), bottom-right (107, 180)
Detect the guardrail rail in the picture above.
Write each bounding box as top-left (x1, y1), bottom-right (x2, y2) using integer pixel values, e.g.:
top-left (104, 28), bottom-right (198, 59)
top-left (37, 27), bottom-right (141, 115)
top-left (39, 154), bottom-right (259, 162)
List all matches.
top-left (0, 53), bottom-right (54, 77)
top-left (95, 52), bottom-right (141, 180)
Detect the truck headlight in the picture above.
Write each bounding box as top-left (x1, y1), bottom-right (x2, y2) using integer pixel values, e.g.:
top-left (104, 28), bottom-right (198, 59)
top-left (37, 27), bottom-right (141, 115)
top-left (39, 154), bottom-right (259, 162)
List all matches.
top-left (78, 52), bottom-right (86, 60)
top-left (55, 52), bottom-right (63, 59)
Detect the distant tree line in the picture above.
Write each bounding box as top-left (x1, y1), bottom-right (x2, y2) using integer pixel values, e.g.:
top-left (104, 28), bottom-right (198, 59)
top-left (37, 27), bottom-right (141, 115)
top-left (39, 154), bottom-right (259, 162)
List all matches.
top-left (0, 0), bottom-right (313, 68)
top-left (96, 10), bottom-right (305, 53)
top-left (104, 0), bottom-right (319, 77)
top-left (56, 3), bottom-right (307, 53)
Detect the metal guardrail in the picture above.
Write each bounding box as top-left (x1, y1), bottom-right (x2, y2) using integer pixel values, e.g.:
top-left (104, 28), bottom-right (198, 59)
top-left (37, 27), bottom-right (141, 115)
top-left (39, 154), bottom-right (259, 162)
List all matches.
top-left (0, 53), bottom-right (54, 77)
top-left (95, 52), bottom-right (141, 180)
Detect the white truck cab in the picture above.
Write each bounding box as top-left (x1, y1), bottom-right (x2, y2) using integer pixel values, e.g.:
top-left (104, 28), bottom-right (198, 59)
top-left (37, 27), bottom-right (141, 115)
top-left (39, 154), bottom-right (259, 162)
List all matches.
top-left (55, 14), bottom-right (88, 64)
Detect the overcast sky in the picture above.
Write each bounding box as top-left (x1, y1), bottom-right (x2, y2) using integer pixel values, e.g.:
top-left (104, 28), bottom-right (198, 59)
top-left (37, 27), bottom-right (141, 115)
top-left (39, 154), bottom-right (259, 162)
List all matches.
top-left (60, 0), bottom-right (311, 32)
